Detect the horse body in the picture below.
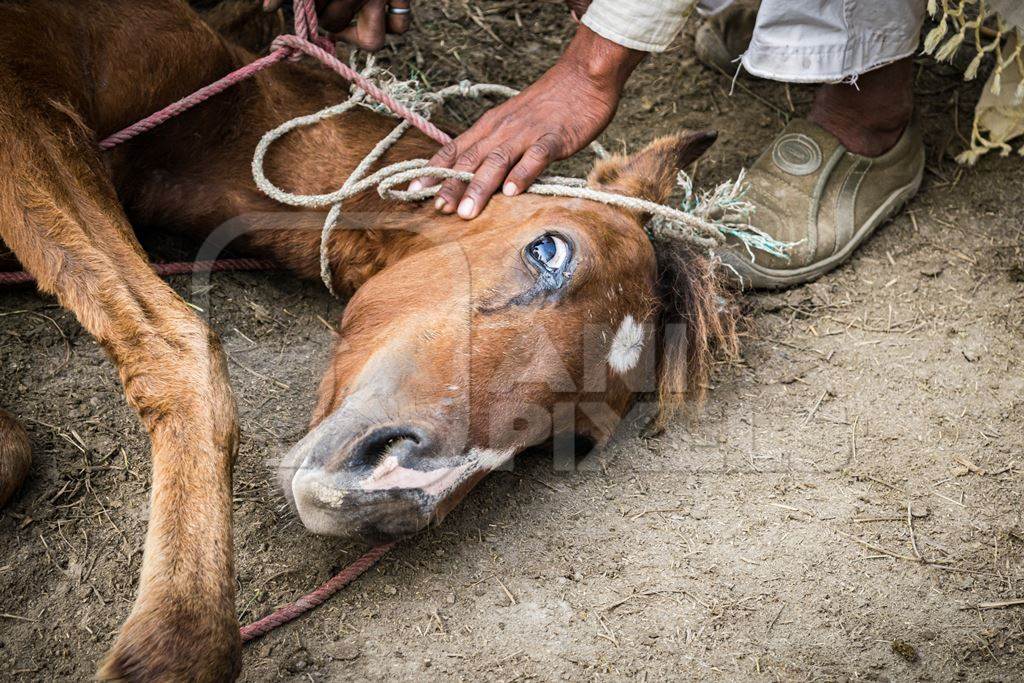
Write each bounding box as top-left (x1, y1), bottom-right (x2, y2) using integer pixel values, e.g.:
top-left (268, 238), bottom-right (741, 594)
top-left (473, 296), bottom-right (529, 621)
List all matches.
top-left (0, 1), bottom-right (725, 679)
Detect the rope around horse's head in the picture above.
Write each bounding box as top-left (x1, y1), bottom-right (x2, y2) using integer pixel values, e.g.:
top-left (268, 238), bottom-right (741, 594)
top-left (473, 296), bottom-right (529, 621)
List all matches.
top-left (251, 65), bottom-right (791, 296)
top-left (96, 0), bottom-right (789, 298)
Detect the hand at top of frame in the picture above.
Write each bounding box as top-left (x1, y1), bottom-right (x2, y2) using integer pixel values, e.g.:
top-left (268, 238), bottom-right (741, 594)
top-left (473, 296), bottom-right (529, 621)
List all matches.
top-left (263, 0), bottom-right (412, 52)
top-left (412, 24), bottom-right (645, 220)
top-left (563, 0), bottom-right (593, 22)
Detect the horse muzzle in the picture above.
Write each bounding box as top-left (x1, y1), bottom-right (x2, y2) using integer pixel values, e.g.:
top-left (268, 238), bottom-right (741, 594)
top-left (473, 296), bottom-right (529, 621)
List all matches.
top-left (279, 415), bottom-right (513, 541)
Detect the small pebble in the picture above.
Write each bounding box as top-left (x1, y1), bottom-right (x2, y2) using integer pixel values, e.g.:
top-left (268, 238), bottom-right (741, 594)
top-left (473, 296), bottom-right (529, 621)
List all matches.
top-left (328, 642), bottom-right (360, 662)
top-left (892, 639), bottom-right (919, 663)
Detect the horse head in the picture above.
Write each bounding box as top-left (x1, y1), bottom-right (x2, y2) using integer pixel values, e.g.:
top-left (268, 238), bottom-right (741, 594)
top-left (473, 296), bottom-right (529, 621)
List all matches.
top-left (278, 130), bottom-right (734, 541)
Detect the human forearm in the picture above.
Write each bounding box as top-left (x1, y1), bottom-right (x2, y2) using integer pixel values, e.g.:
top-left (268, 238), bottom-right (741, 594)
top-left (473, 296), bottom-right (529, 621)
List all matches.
top-left (420, 24), bottom-right (645, 219)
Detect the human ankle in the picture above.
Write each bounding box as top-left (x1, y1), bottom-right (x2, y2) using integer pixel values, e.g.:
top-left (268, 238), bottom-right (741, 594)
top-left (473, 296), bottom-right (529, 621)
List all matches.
top-left (809, 106), bottom-right (910, 156)
top-left (807, 59), bottom-right (913, 157)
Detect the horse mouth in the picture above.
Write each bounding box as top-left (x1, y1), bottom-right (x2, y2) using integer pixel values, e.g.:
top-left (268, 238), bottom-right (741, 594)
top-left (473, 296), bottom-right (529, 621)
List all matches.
top-left (279, 417), bottom-right (514, 541)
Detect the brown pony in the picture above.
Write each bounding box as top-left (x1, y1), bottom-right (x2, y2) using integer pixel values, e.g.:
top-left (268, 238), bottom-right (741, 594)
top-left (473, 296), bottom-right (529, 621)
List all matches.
top-left (0, 1), bottom-right (733, 680)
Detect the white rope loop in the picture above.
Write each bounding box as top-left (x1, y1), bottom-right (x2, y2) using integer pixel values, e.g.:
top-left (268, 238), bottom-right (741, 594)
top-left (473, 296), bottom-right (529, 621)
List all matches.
top-left (252, 99), bottom-right (362, 208)
top-left (251, 64), bottom-right (781, 295)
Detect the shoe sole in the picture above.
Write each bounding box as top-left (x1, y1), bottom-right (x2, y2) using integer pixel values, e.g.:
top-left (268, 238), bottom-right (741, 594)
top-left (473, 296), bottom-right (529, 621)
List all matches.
top-left (718, 163), bottom-right (925, 290)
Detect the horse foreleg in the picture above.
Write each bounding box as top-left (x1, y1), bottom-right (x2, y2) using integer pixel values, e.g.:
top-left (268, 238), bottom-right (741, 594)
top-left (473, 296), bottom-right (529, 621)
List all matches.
top-left (0, 408), bottom-right (31, 508)
top-left (0, 104), bottom-right (241, 681)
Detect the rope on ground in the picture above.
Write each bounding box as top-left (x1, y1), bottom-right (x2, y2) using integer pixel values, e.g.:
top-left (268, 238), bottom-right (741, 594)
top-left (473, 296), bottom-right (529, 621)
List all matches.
top-left (0, 259), bottom-right (277, 287)
top-left (240, 541), bottom-right (396, 643)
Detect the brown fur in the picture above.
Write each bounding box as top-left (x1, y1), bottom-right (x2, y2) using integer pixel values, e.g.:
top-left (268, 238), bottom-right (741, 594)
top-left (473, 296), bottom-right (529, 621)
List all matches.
top-left (0, 2), bottom-right (734, 679)
top-left (0, 409), bottom-right (31, 508)
top-left (588, 131), bottom-right (718, 206)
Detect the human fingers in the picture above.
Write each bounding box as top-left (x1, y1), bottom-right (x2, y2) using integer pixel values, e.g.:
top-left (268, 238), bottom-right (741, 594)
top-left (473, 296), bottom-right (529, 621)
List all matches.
top-left (335, 0), bottom-right (387, 50)
top-left (431, 140), bottom-right (493, 214)
top-left (502, 132), bottom-right (564, 197)
top-left (452, 141), bottom-right (524, 218)
top-left (317, 0), bottom-right (364, 32)
top-left (409, 120), bottom-right (491, 193)
top-left (385, 0), bottom-right (412, 34)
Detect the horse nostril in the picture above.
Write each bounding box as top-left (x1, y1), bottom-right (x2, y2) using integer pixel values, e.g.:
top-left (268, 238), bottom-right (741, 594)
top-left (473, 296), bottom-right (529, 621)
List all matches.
top-left (346, 425), bottom-right (424, 471)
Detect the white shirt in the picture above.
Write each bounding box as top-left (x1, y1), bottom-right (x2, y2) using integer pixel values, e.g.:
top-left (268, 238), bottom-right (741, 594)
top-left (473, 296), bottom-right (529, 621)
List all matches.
top-left (581, 0), bottom-right (695, 53)
top-left (580, 0), bottom-right (926, 84)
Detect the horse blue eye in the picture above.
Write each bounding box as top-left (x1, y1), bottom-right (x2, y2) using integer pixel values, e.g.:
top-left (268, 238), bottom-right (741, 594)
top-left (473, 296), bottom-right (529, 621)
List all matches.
top-left (531, 237), bottom-right (556, 263)
top-left (527, 234), bottom-right (570, 272)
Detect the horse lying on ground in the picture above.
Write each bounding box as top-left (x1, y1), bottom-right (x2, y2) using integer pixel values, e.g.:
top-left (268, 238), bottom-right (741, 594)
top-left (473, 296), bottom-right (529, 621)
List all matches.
top-left (0, 1), bottom-right (734, 679)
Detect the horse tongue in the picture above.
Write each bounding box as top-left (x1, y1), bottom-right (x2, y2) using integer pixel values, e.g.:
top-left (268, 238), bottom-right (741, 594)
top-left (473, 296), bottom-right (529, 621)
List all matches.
top-left (360, 455), bottom-right (473, 496)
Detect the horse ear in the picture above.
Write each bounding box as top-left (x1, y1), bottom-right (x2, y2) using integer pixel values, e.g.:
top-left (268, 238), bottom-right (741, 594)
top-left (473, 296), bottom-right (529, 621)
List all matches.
top-left (587, 130), bottom-right (717, 206)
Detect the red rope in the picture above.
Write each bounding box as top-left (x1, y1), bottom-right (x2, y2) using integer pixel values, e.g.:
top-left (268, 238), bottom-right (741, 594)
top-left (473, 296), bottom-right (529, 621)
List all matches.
top-left (0, 270), bottom-right (34, 285)
top-left (240, 541), bottom-right (396, 643)
top-left (267, 34), bottom-right (451, 146)
top-left (97, 35), bottom-right (451, 150)
top-left (150, 258), bottom-right (277, 276)
top-left (98, 49), bottom-right (292, 150)
top-left (2, 0), bottom-right (406, 642)
top-left (0, 258), bottom-right (278, 286)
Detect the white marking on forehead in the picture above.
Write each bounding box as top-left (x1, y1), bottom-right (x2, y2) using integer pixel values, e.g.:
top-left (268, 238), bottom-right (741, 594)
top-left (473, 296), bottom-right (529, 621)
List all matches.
top-left (607, 314), bottom-right (645, 375)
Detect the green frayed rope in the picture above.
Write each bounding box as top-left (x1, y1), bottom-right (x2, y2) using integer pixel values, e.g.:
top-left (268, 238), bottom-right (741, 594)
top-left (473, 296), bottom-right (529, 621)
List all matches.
top-left (668, 168), bottom-right (794, 260)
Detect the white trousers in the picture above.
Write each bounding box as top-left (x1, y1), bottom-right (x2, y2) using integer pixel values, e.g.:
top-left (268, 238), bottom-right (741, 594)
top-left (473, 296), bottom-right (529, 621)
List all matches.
top-left (699, 0), bottom-right (925, 83)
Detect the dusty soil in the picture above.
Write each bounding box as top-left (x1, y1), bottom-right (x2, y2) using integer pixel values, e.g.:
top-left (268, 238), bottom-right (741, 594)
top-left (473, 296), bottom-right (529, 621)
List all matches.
top-left (3, 3), bottom-right (1024, 681)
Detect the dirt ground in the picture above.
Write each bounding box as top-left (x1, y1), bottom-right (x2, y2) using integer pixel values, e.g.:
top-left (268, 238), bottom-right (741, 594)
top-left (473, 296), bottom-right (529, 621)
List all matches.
top-left (3, 3), bottom-right (1024, 681)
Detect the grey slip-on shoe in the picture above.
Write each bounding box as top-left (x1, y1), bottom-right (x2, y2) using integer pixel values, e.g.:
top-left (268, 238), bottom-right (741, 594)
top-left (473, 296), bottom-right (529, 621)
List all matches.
top-left (717, 118), bottom-right (925, 289)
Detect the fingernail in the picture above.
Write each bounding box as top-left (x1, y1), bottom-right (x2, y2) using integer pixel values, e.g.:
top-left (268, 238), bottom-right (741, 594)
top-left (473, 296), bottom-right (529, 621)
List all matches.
top-left (503, 182), bottom-right (517, 196)
top-left (409, 180), bottom-right (423, 192)
top-left (434, 197), bottom-right (446, 211)
top-left (457, 197), bottom-right (475, 219)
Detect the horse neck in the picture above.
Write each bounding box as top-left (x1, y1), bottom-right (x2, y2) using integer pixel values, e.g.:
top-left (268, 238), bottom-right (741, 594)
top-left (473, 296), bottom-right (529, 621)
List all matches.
top-left (94, 0), bottom-right (447, 294)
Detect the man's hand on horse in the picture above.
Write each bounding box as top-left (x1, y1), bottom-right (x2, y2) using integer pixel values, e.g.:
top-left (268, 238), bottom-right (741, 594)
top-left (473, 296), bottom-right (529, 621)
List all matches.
top-left (263, 0), bottom-right (411, 51)
top-left (414, 24), bottom-right (644, 220)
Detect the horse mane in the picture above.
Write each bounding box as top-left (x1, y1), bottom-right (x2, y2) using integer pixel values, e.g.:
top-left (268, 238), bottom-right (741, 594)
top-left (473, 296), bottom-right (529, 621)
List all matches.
top-left (652, 238), bottom-right (738, 428)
